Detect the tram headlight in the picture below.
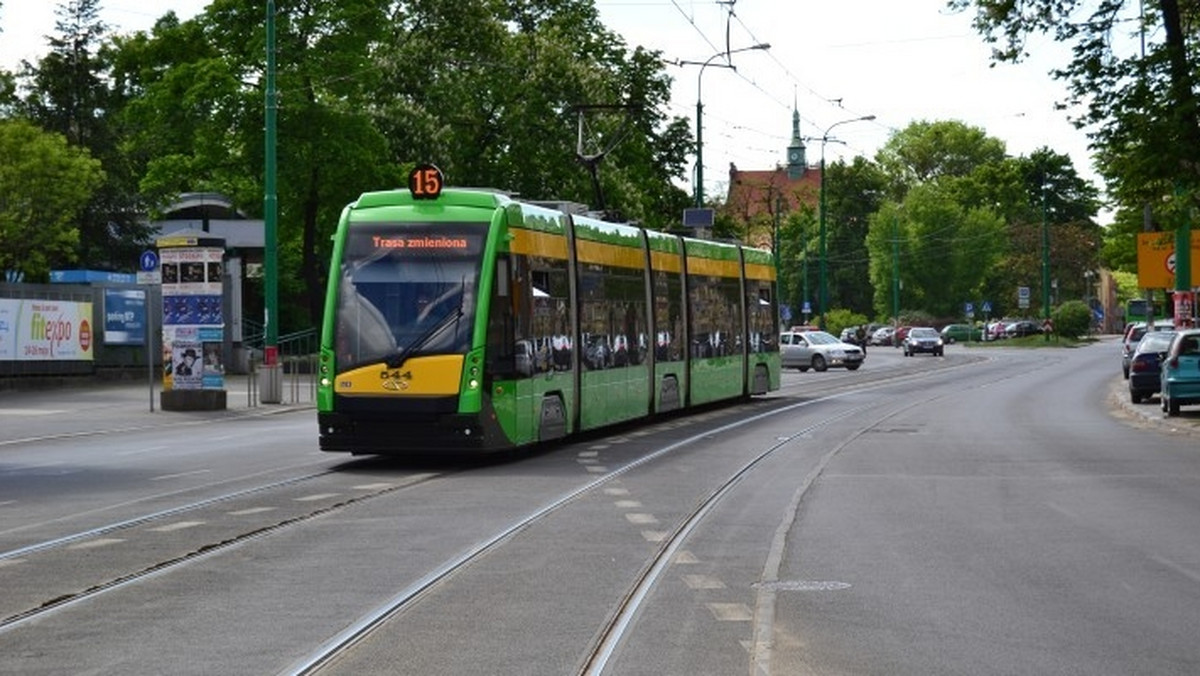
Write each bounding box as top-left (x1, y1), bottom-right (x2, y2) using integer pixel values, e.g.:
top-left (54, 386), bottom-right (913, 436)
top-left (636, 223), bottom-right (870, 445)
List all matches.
top-left (320, 376), bottom-right (332, 387)
top-left (468, 378), bottom-right (479, 390)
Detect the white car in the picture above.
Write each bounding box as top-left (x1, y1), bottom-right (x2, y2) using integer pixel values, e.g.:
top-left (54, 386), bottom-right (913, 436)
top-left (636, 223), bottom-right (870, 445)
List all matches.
top-left (780, 330), bottom-right (864, 372)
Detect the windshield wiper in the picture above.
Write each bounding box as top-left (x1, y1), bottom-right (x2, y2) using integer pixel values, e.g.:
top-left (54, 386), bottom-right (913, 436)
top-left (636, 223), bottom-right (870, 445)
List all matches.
top-left (386, 307), bottom-right (463, 369)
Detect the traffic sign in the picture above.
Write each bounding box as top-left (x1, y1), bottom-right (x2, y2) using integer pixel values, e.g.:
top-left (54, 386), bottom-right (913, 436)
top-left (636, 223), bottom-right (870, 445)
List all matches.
top-left (981, 301), bottom-right (992, 314)
top-left (139, 250), bottom-right (159, 272)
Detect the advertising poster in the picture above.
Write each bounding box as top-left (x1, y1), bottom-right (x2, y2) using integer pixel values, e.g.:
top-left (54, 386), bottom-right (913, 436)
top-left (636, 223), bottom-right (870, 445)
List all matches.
top-left (103, 288), bottom-right (147, 345)
top-left (160, 244), bottom-right (224, 390)
top-left (0, 298), bottom-right (94, 361)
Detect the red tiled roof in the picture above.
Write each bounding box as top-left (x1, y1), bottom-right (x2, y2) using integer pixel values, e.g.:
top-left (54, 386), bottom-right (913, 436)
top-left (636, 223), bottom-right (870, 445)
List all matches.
top-left (724, 165), bottom-right (821, 222)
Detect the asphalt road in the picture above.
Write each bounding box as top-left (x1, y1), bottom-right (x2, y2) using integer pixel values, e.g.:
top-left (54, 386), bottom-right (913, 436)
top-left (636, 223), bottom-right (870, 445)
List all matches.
top-left (1, 339), bottom-right (1198, 675)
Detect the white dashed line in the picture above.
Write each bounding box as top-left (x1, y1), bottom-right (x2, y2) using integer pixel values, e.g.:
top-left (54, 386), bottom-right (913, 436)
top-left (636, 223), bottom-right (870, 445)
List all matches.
top-left (228, 507), bottom-right (277, 516)
top-left (682, 574), bottom-right (726, 590)
top-left (295, 493), bottom-right (340, 502)
top-left (149, 521), bottom-right (204, 533)
top-left (707, 603), bottom-right (753, 621)
top-left (67, 537), bottom-right (125, 549)
top-left (150, 469), bottom-right (212, 481)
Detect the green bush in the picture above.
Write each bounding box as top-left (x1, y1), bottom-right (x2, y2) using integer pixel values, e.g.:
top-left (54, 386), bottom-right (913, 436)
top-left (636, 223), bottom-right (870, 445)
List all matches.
top-left (824, 309), bottom-right (869, 338)
top-left (1052, 300), bottom-right (1091, 339)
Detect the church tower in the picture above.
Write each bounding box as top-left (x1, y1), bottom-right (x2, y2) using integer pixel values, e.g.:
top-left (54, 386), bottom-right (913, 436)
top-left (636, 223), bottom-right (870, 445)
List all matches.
top-left (786, 100), bottom-right (807, 180)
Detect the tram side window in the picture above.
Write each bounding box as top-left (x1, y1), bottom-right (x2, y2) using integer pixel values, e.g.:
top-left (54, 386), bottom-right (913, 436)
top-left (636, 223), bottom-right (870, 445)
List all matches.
top-left (748, 283), bottom-right (777, 353)
top-left (580, 263), bottom-right (647, 370)
top-left (719, 275), bottom-right (744, 356)
top-left (688, 274), bottom-right (742, 358)
top-left (529, 255), bottom-right (572, 373)
top-left (486, 255), bottom-right (522, 378)
top-left (653, 269), bottom-right (684, 362)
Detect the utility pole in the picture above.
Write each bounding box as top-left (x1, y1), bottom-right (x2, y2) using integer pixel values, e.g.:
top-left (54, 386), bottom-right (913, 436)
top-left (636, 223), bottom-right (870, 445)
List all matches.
top-left (261, 0), bottom-right (281, 402)
top-left (1041, 179), bottom-right (1051, 342)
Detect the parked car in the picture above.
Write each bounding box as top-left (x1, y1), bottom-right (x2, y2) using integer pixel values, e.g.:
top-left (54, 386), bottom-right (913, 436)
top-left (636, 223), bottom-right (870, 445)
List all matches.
top-left (1128, 330), bottom-right (1176, 403)
top-left (940, 323), bottom-right (981, 343)
top-left (902, 326), bottom-right (944, 356)
top-left (1005, 320), bottom-right (1043, 338)
top-left (1122, 319), bottom-right (1176, 379)
top-left (780, 330), bottom-right (864, 372)
top-left (1160, 329), bottom-right (1200, 416)
top-left (985, 321), bottom-right (1009, 341)
top-left (869, 326), bottom-right (894, 346)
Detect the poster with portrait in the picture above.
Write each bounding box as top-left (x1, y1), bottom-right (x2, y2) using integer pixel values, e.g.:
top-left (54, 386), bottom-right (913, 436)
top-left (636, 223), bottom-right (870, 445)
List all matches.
top-left (159, 241), bottom-right (225, 391)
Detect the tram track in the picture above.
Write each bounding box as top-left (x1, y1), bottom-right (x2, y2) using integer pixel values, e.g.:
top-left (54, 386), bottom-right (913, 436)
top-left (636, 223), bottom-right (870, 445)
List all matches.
top-left (0, 349), bottom-right (1049, 673)
top-left (286, 350), bottom-right (1054, 675)
top-left (0, 467), bottom-right (447, 633)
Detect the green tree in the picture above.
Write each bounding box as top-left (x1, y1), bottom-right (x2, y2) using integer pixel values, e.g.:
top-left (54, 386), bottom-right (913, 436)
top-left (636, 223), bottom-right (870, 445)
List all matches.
top-left (0, 119), bottom-right (104, 280)
top-left (868, 186), bottom-right (1006, 319)
top-left (950, 1), bottom-right (1200, 235)
top-left (823, 156), bottom-right (887, 315)
top-left (16, 0), bottom-right (155, 271)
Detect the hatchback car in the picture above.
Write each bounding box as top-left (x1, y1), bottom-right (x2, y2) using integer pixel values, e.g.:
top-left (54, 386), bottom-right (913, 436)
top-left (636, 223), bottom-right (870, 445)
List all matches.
top-left (1160, 329), bottom-right (1200, 416)
top-left (902, 327), bottom-right (944, 356)
top-left (1122, 319), bottom-right (1175, 379)
top-left (1128, 330), bottom-right (1175, 403)
top-left (940, 323), bottom-right (981, 343)
top-left (780, 330), bottom-right (864, 372)
top-left (1005, 320), bottom-right (1043, 338)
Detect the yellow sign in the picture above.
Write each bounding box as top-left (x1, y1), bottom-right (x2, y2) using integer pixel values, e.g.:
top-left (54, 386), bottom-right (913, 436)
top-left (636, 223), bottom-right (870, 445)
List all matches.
top-left (1137, 230), bottom-right (1200, 289)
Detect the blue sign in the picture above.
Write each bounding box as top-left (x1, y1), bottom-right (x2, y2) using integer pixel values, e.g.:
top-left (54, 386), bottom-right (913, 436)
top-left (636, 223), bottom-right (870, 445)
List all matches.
top-left (103, 288), bottom-right (147, 345)
top-left (965, 302), bottom-right (974, 314)
top-left (140, 250), bottom-right (159, 272)
top-left (50, 269), bottom-right (137, 284)
top-left (802, 301), bottom-right (812, 314)
top-left (981, 301), bottom-right (992, 314)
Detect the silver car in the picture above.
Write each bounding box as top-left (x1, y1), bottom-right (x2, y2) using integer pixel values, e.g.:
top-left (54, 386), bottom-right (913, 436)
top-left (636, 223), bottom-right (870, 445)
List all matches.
top-left (780, 330), bottom-right (864, 372)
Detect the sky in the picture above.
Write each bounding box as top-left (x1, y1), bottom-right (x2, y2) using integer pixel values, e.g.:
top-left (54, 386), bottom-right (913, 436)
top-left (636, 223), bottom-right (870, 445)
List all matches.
top-left (0, 0), bottom-right (1104, 218)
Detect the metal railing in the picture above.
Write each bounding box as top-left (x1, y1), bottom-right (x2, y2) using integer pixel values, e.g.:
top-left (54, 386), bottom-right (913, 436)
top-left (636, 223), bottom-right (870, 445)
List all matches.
top-left (245, 326), bottom-right (318, 406)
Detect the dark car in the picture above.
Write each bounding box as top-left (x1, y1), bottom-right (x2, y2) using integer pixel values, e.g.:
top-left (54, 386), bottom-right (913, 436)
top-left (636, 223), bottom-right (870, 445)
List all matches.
top-left (902, 327), bottom-right (944, 357)
top-left (1005, 320), bottom-right (1043, 338)
top-left (1122, 319), bottom-right (1175, 379)
top-left (1128, 330), bottom-right (1175, 403)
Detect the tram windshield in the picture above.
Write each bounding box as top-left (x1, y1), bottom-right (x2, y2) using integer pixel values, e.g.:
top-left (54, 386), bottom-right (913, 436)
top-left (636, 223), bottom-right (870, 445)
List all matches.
top-left (334, 223), bottom-right (486, 369)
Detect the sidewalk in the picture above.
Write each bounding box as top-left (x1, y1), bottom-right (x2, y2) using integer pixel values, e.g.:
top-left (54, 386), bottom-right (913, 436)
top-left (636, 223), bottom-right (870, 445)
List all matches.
top-left (0, 374), bottom-right (314, 445)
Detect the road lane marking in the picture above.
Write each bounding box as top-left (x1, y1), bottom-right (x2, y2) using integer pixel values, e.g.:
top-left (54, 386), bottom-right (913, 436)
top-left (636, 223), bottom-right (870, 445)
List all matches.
top-left (150, 469), bottom-right (212, 481)
top-left (150, 521), bottom-right (204, 532)
top-left (707, 603), bottom-right (753, 621)
top-left (625, 513), bottom-right (658, 525)
top-left (674, 550), bottom-right (700, 564)
top-left (295, 493), bottom-right (339, 502)
top-left (67, 538), bottom-right (125, 549)
top-left (682, 574), bottom-right (726, 590)
top-left (228, 507), bottom-right (277, 516)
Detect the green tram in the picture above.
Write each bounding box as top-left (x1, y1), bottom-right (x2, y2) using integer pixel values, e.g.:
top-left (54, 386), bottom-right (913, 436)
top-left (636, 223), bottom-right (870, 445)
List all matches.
top-left (317, 166), bottom-right (780, 454)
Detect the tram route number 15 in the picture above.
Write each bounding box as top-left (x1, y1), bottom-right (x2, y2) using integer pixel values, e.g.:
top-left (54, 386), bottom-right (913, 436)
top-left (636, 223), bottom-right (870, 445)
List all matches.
top-left (409, 163), bottom-right (444, 200)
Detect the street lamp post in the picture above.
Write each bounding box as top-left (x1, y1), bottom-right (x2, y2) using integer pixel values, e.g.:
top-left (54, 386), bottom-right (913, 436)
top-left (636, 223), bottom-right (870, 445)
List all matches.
top-left (818, 114), bottom-right (875, 329)
top-left (683, 44), bottom-right (770, 209)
